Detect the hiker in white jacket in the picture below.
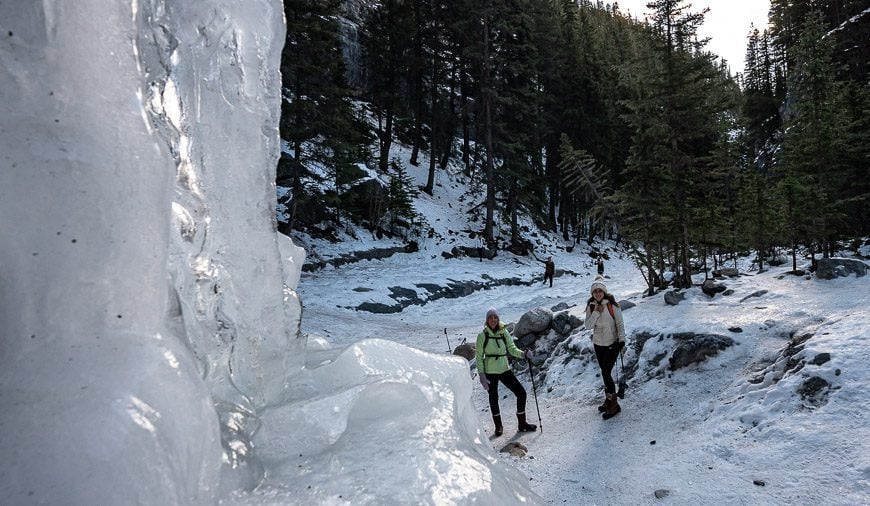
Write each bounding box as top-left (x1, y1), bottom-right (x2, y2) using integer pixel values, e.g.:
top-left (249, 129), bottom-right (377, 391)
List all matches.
top-left (584, 275), bottom-right (626, 419)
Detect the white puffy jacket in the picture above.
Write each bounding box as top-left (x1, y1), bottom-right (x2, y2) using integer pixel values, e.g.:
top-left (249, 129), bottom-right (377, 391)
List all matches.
top-left (584, 299), bottom-right (625, 347)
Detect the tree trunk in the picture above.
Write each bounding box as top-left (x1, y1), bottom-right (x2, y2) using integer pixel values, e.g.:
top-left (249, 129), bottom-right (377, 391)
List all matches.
top-left (378, 108), bottom-right (393, 173)
top-left (483, 14), bottom-right (495, 244)
top-left (410, 0), bottom-right (424, 166)
top-left (681, 221), bottom-right (692, 287)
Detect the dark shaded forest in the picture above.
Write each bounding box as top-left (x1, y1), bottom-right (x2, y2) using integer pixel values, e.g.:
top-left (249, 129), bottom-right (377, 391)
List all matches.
top-left (278, 0), bottom-right (869, 293)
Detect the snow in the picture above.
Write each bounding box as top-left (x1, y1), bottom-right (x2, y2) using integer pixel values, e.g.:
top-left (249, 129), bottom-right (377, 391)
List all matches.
top-left (299, 225), bottom-right (870, 504)
top-left (298, 182), bottom-right (870, 499)
top-left (290, 107), bottom-right (870, 504)
top-left (2, 2), bottom-right (868, 505)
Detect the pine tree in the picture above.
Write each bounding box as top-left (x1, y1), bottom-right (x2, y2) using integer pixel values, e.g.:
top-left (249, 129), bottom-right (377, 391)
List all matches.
top-left (361, 0), bottom-right (414, 174)
top-left (280, 0), bottom-right (371, 229)
top-left (779, 10), bottom-right (845, 256)
top-left (618, 0), bottom-right (731, 288)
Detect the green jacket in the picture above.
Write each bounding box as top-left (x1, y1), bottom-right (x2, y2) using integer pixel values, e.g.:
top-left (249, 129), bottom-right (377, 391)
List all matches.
top-left (475, 323), bottom-right (524, 374)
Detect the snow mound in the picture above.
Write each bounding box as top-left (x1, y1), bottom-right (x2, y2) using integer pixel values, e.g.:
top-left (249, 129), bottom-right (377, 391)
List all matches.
top-left (243, 339), bottom-right (543, 504)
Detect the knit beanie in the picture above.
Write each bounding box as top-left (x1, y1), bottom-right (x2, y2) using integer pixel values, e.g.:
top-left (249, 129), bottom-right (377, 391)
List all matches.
top-left (486, 307), bottom-right (499, 320)
top-left (590, 275), bottom-right (607, 294)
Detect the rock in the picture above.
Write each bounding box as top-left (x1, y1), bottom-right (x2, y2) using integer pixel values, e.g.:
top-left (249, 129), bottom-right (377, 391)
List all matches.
top-left (450, 245), bottom-right (497, 260)
top-left (816, 257), bottom-right (867, 279)
top-left (452, 342), bottom-right (475, 361)
top-left (654, 489), bottom-right (670, 499)
top-left (499, 442), bottom-right (528, 457)
top-left (728, 327), bottom-right (743, 333)
top-left (668, 333), bottom-right (735, 370)
top-left (357, 302), bottom-right (402, 314)
top-left (513, 307), bottom-right (553, 338)
top-left (714, 267), bottom-right (739, 277)
top-left (516, 334), bottom-right (536, 349)
top-left (664, 290), bottom-right (685, 306)
top-left (810, 353), bottom-right (830, 365)
top-left (798, 376), bottom-right (830, 399)
top-left (551, 302), bottom-right (570, 312)
top-left (619, 300), bottom-right (636, 310)
top-left (739, 290), bottom-right (769, 303)
top-left (388, 286), bottom-right (422, 304)
top-left (768, 255), bottom-right (787, 266)
top-left (753, 480), bottom-right (766, 487)
top-left (568, 314), bottom-right (583, 329)
top-left (551, 311), bottom-right (573, 336)
top-left (701, 279), bottom-right (727, 297)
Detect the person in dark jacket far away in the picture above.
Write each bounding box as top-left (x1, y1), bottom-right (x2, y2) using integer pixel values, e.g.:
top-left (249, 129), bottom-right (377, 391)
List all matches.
top-left (476, 307), bottom-right (536, 436)
top-left (585, 276), bottom-right (626, 420)
top-left (543, 256), bottom-right (555, 287)
top-left (597, 257), bottom-right (604, 275)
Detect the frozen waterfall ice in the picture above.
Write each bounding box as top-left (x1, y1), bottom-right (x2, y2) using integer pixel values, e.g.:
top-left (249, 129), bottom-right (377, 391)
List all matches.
top-left (0, 1), bottom-right (540, 504)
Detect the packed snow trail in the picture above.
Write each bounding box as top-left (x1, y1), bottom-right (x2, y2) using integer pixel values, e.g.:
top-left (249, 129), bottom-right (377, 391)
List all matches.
top-left (298, 240), bottom-right (870, 504)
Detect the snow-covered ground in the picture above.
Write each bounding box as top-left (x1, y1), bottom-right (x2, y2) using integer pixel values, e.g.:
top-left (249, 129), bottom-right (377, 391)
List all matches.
top-left (294, 151), bottom-right (870, 504)
top-left (5, 4), bottom-right (866, 502)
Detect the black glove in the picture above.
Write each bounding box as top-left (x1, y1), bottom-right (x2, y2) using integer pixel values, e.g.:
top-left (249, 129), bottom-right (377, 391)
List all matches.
top-left (615, 341), bottom-right (625, 351)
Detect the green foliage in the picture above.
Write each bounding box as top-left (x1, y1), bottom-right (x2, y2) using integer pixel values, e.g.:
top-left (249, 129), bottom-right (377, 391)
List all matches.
top-left (387, 161), bottom-right (420, 222)
top-left (280, 0), bottom-right (868, 274)
top-left (280, 0), bottom-right (371, 228)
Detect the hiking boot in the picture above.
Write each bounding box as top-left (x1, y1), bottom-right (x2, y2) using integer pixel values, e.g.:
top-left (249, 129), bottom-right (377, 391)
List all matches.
top-left (517, 412), bottom-right (537, 432)
top-left (493, 414), bottom-right (503, 436)
top-left (602, 393), bottom-right (621, 420)
top-left (597, 391), bottom-right (611, 412)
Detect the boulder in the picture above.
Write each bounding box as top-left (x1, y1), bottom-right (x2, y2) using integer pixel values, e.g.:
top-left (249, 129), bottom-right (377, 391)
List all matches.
top-left (664, 290), bottom-right (685, 306)
top-left (701, 280), bottom-right (727, 297)
top-left (513, 307), bottom-right (553, 338)
top-left (816, 257), bottom-right (867, 279)
top-left (713, 267), bottom-right (739, 278)
top-left (551, 311), bottom-right (574, 336)
top-left (668, 333), bottom-right (735, 370)
top-left (452, 342), bottom-right (475, 361)
top-left (551, 302), bottom-right (570, 312)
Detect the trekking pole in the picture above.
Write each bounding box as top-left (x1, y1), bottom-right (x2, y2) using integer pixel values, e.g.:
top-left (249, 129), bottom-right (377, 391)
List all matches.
top-left (617, 351), bottom-right (627, 399)
top-left (526, 358), bottom-right (543, 432)
top-left (443, 328), bottom-right (452, 353)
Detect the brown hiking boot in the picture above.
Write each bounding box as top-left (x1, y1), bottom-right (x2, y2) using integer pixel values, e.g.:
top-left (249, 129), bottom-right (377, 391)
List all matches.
top-left (597, 391), bottom-right (611, 412)
top-left (602, 393), bottom-right (621, 420)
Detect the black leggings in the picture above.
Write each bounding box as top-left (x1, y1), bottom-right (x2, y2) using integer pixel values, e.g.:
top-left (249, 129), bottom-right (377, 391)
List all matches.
top-left (485, 370), bottom-right (527, 417)
top-left (594, 343), bottom-right (619, 394)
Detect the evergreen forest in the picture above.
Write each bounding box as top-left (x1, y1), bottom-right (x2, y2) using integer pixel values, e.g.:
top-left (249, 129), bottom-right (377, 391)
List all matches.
top-left (277, 0), bottom-right (870, 294)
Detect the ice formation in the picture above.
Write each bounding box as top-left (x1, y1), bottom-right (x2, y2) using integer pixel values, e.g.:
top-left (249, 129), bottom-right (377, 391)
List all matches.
top-left (0, 1), bottom-right (539, 504)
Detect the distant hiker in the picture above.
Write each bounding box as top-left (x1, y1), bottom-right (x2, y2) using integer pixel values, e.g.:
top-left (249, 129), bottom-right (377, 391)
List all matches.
top-left (543, 256), bottom-right (555, 287)
top-left (585, 275), bottom-right (626, 420)
top-left (476, 307), bottom-right (537, 436)
top-left (597, 258), bottom-right (604, 276)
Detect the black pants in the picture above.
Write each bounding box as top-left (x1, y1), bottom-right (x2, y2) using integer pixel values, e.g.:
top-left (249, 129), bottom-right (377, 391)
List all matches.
top-left (594, 343), bottom-right (619, 394)
top-left (485, 370), bottom-right (527, 417)
top-left (544, 273), bottom-right (553, 287)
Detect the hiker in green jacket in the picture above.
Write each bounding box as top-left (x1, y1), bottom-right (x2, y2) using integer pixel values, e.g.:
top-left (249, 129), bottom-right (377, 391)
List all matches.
top-left (476, 307), bottom-right (537, 436)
